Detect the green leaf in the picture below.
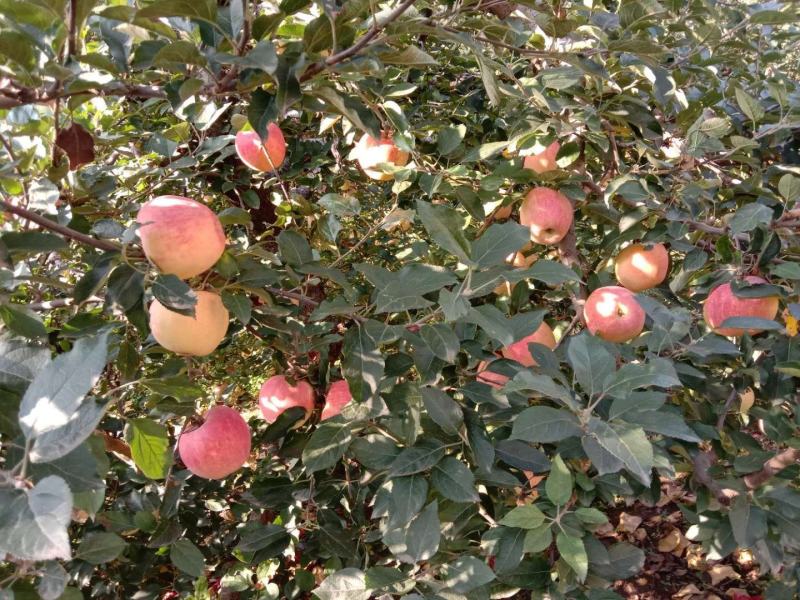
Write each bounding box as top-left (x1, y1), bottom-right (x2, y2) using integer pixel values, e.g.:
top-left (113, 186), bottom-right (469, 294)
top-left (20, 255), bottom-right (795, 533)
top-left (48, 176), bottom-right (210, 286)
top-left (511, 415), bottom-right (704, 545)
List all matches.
top-left (419, 324), bottom-right (460, 363)
top-left (499, 504), bottom-right (546, 530)
top-left (575, 507), bottom-right (608, 524)
top-left (302, 420), bottom-right (353, 472)
top-left (0, 476), bottom-right (72, 561)
top-left (0, 232), bottom-right (68, 254)
top-left (778, 174), bottom-right (800, 202)
top-left (151, 275), bottom-right (197, 316)
top-left (420, 387), bottom-right (463, 434)
top-left (389, 439), bottom-right (446, 477)
top-left (471, 221), bottom-right (530, 268)
top-left (19, 332), bottom-right (109, 446)
top-left (415, 200), bottom-right (471, 263)
top-left (125, 418), bottom-right (172, 479)
top-left (236, 523), bottom-right (290, 554)
top-left (556, 532), bottom-right (588, 582)
top-left (319, 193), bottom-right (361, 217)
top-left (153, 40), bottom-right (205, 67)
top-left (463, 304), bottom-right (515, 345)
top-left (729, 203), bottom-right (773, 235)
top-left (277, 230), bottom-right (313, 266)
top-left (585, 419), bottom-right (653, 486)
top-left (386, 475), bottom-right (428, 526)
top-left (539, 66), bottom-right (582, 89)
top-left (379, 45), bottom-right (438, 66)
top-left (221, 292), bottom-right (252, 325)
top-left (37, 561), bottom-right (68, 600)
top-left (315, 568), bottom-right (369, 600)
top-left (443, 556), bottom-right (496, 593)
top-left (403, 501), bottom-right (441, 563)
top-left (77, 532), bottom-right (127, 564)
top-left (567, 333), bottom-right (615, 397)
top-left (545, 455), bottom-right (573, 505)
top-left (106, 264), bottom-right (144, 311)
top-left (511, 406), bottom-right (583, 443)
top-left (170, 539), bottom-right (205, 577)
top-left (137, 0), bottom-right (217, 23)
top-left (437, 125), bottom-right (466, 155)
top-left (343, 322), bottom-right (385, 403)
top-left (29, 396), bottom-right (110, 464)
top-left (518, 259), bottom-right (582, 285)
top-left (734, 88), bottom-right (765, 123)
top-left (523, 525), bottom-right (553, 553)
top-left (621, 409), bottom-right (701, 442)
top-left (602, 358), bottom-right (681, 400)
top-left (0, 304), bottom-right (48, 338)
top-left (431, 457), bottom-right (479, 502)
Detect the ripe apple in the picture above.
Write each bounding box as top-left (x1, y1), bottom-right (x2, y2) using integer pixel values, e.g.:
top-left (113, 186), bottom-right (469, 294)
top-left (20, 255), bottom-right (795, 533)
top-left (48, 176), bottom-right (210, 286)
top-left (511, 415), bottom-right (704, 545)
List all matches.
top-left (495, 248), bottom-right (537, 296)
top-left (259, 375), bottom-right (315, 424)
top-left (584, 286), bottom-right (645, 343)
top-left (501, 321), bottom-right (557, 366)
top-left (354, 133), bottom-right (410, 181)
top-left (321, 380), bottom-right (352, 420)
top-left (519, 187), bottom-right (574, 245)
top-left (476, 360), bottom-right (509, 388)
top-left (136, 195), bottom-right (226, 279)
top-left (235, 123), bottom-right (287, 172)
top-left (614, 243), bottom-right (670, 292)
top-left (703, 276), bottom-right (780, 337)
top-left (178, 405), bottom-right (251, 479)
top-left (149, 290), bottom-right (229, 356)
top-left (523, 141), bottom-right (560, 174)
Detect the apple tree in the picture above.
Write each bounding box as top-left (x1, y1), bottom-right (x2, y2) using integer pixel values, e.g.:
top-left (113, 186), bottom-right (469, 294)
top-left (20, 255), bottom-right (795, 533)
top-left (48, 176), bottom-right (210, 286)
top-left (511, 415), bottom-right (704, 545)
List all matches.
top-left (1, 0), bottom-right (800, 598)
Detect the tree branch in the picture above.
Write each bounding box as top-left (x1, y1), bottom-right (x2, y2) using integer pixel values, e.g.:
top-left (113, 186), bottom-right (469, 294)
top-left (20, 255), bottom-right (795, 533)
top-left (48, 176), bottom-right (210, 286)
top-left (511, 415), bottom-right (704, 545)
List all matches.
top-left (744, 447), bottom-right (800, 490)
top-left (691, 449), bottom-right (739, 506)
top-left (299, 0), bottom-right (418, 82)
top-left (0, 83), bottom-right (166, 109)
top-left (0, 198), bottom-right (120, 252)
top-left (557, 218), bottom-right (587, 326)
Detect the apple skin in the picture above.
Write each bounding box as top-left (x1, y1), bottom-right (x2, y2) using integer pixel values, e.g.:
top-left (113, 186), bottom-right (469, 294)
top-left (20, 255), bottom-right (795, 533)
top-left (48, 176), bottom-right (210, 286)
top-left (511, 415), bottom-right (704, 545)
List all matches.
top-left (703, 276), bottom-right (780, 337)
top-left (354, 134), bottom-right (410, 181)
top-left (321, 380), bottom-right (352, 421)
top-left (519, 187), bottom-right (574, 245)
top-left (614, 243), bottom-right (670, 292)
top-left (523, 141), bottom-right (560, 174)
top-left (258, 375), bottom-right (315, 424)
top-left (235, 123), bottom-right (287, 172)
top-left (149, 291), bottom-right (229, 356)
top-left (501, 322), bottom-right (557, 366)
top-left (584, 286), bottom-right (645, 343)
top-left (476, 360), bottom-right (509, 388)
top-left (136, 195), bottom-right (226, 279)
top-left (178, 405), bottom-right (251, 479)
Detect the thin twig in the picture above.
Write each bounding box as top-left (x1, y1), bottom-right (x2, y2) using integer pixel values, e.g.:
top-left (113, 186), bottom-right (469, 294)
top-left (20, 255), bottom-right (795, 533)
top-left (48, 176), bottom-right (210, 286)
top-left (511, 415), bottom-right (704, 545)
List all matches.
top-left (716, 386), bottom-right (738, 431)
top-left (0, 197), bottom-right (120, 251)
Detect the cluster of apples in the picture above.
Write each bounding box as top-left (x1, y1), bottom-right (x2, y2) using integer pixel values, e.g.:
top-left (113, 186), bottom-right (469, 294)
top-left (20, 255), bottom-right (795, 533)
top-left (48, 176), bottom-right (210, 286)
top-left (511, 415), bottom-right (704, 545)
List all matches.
top-left (178, 377), bottom-right (353, 480)
top-left (478, 140), bottom-right (781, 385)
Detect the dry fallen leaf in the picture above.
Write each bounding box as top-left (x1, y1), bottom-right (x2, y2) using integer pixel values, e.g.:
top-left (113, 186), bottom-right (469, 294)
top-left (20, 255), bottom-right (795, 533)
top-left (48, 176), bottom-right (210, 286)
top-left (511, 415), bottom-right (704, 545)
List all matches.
top-left (708, 563), bottom-right (741, 586)
top-left (658, 528), bottom-right (683, 552)
top-left (739, 387), bottom-right (755, 415)
top-left (675, 583), bottom-right (703, 598)
top-left (617, 512), bottom-right (642, 533)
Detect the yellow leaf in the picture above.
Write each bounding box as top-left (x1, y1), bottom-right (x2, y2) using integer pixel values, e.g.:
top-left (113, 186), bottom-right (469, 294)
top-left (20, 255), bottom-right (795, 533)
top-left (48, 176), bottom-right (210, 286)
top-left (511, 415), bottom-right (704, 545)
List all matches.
top-left (783, 309), bottom-right (798, 337)
top-left (707, 563), bottom-right (740, 586)
top-left (739, 387), bottom-right (755, 415)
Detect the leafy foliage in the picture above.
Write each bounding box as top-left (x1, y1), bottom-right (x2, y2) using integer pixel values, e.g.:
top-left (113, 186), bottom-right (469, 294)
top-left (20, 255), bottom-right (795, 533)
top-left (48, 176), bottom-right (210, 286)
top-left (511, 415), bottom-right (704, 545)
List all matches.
top-left (1, 0), bottom-right (800, 598)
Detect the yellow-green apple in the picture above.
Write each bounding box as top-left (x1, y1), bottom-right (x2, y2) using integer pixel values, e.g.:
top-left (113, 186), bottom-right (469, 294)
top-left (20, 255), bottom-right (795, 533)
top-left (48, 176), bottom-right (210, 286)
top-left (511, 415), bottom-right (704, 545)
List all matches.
top-left (476, 360), bottom-right (509, 388)
top-left (519, 187), bottom-right (573, 244)
top-left (614, 243), bottom-right (670, 292)
top-left (136, 195), bottom-right (226, 279)
top-left (235, 123), bottom-right (286, 172)
top-left (523, 141), bottom-right (560, 174)
top-left (354, 133), bottom-right (410, 181)
top-left (703, 276), bottom-right (780, 337)
top-left (149, 290), bottom-right (229, 356)
top-left (501, 321), bottom-right (557, 366)
top-left (321, 380), bottom-right (352, 421)
top-left (178, 405), bottom-right (251, 479)
top-left (259, 375), bottom-right (315, 424)
top-left (584, 286), bottom-right (645, 343)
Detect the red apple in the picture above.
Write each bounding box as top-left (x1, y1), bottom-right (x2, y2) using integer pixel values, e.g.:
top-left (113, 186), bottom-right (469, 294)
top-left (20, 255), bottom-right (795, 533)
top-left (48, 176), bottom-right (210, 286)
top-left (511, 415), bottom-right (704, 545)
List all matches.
top-left (494, 247), bottom-right (537, 296)
top-left (584, 286), bottom-right (645, 343)
top-left (259, 375), bottom-right (315, 424)
top-left (476, 360), bottom-right (510, 388)
top-left (354, 134), bottom-right (410, 181)
top-left (178, 405), bottom-right (251, 479)
top-left (614, 243), bottom-right (670, 292)
top-left (703, 276), bottom-right (780, 337)
top-left (519, 187), bottom-right (574, 245)
top-left (523, 141), bottom-right (560, 174)
top-left (235, 123), bottom-right (286, 172)
top-left (149, 290), bottom-right (229, 356)
top-left (136, 195), bottom-right (226, 279)
top-left (321, 380), bottom-right (352, 421)
top-left (501, 322), bottom-right (557, 366)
